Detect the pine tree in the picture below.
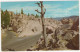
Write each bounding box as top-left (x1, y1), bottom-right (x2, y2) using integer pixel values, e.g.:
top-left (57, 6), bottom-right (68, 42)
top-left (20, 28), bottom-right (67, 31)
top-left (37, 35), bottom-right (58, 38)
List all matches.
top-left (31, 14), bottom-right (34, 16)
top-left (35, 14), bottom-right (39, 18)
top-left (1, 10), bottom-right (4, 26)
top-left (28, 13), bottom-right (30, 16)
top-left (4, 10), bottom-right (10, 28)
top-left (21, 8), bottom-right (24, 14)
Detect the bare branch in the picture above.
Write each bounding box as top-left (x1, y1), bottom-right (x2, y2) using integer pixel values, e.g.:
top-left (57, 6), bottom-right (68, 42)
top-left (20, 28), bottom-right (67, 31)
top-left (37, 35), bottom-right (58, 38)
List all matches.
top-left (40, 1), bottom-right (43, 3)
top-left (35, 9), bottom-right (41, 14)
top-left (44, 8), bottom-right (46, 14)
top-left (40, 1), bottom-right (44, 7)
top-left (35, 2), bottom-right (41, 7)
top-left (44, 8), bottom-right (46, 12)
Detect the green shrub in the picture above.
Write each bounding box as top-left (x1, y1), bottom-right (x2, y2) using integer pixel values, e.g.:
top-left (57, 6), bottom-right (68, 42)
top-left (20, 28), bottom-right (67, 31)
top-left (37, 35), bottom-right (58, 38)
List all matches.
top-left (35, 14), bottom-right (39, 18)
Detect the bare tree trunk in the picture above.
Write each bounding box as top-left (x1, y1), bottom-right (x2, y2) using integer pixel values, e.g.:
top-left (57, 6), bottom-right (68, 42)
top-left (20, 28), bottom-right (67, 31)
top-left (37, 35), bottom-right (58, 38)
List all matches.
top-left (40, 1), bottom-right (47, 47)
top-left (35, 1), bottom-right (47, 48)
top-left (41, 15), bottom-right (46, 47)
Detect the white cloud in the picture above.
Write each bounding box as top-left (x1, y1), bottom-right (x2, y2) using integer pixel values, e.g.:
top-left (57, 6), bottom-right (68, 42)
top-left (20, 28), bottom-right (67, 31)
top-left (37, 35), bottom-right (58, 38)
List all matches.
top-left (44, 4), bottom-right (61, 9)
top-left (67, 4), bottom-right (78, 11)
top-left (47, 4), bottom-right (78, 12)
top-left (7, 4), bottom-right (61, 13)
top-left (7, 5), bottom-right (40, 14)
top-left (7, 4), bottom-right (79, 18)
top-left (45, 4), bottom-right (79, 18)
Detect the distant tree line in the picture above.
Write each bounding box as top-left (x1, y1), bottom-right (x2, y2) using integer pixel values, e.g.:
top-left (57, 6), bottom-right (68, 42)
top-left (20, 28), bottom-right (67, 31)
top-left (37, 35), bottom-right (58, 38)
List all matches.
top-left (27, 13), bottom-right (40, 18)
top-left (1, 9), bottom-right (40, 28)
top-left (21, 8), bottom-right (40, 18)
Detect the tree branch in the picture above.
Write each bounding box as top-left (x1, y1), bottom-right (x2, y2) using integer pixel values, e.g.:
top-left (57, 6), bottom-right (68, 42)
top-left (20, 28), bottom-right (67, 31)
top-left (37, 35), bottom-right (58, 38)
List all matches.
top-left (40, 1), bottom-right (44, 8)
top-left (35, 2), bottom-right (41, 7)
top-left (40, 1), bottom-right (43, 3)
top-left (35, 9), bottom-right (41, 14)
top-left (44, 8), bottom-right (46, 14)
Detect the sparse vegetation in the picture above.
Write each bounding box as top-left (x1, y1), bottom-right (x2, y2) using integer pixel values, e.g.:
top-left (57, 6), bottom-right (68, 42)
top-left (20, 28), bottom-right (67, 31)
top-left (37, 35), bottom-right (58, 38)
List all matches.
top-left (28, 13), bottom-right (30, 16)
top-left (31, 14), bottom-right (34, 16)
top-left (21, 8), bottom-right (24, 14)
top-left (1, 1), bottom-right (79, 51)
top-left (35, 14), bottom-right (39, 18)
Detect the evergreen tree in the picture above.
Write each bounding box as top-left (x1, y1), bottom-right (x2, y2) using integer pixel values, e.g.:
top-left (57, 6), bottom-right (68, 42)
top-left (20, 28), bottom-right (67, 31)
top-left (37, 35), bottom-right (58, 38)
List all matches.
top-left (35, 14), bottom-right (39, 18)
top-left (21, 8), bottom-right (24, 14)
top-left (1, 10), bottom-right (4, 26)
top-left (28, 13), bottom-right (30, 16)
top-left (4, 10), bottom-right (10, 28)
top-left (31, 14), bottom-right (34, 16)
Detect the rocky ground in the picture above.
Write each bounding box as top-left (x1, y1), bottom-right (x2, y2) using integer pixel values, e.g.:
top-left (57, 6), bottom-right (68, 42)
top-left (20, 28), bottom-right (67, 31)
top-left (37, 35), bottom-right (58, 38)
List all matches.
top-left (1, 12), bottom-right (79, 51)
top-left (26, 16), bottom-right (79, 51)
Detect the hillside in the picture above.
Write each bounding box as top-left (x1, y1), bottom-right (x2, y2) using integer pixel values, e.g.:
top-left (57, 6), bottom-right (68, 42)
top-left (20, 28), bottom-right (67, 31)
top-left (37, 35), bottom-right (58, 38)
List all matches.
top-left (54, 16), bottom-right (79, 21)
top-left (1, 11), bottom-right (79, 51)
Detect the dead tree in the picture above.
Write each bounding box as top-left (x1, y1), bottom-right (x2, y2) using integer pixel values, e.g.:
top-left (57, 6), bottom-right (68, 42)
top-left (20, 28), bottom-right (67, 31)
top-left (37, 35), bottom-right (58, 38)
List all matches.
top-left (35, 1), bottom-right (47, 47)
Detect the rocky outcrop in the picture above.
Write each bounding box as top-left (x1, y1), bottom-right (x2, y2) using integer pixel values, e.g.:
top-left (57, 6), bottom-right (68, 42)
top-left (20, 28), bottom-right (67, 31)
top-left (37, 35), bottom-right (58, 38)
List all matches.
top-left (4, 11), bottom-right (79, 50)
top-left (61, 18), bottom-right (73, 25)
top-left (66, 34), bottom-right (79, 50)
top-left (11, 15), bottom-right (62, 37)
top-left (29, 21), bottom-right (79, 50)
top-left (71, 18), bottom-right (79, 31)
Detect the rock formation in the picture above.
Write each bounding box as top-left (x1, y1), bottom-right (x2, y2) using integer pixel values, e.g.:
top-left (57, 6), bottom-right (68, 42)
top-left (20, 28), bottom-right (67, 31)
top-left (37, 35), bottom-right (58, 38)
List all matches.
top-left (1, 11), bottom-right (79, 50)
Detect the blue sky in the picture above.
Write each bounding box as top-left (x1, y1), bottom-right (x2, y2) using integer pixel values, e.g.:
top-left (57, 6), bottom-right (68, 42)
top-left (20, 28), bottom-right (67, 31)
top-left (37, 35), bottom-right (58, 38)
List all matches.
top-left (1, 1), bottom-right (79, 18)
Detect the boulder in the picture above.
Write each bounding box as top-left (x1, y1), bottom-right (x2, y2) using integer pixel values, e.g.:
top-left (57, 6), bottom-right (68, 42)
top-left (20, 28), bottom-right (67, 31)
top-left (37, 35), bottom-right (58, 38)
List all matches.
top-left (66, 34), bottom-right (79, 50)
